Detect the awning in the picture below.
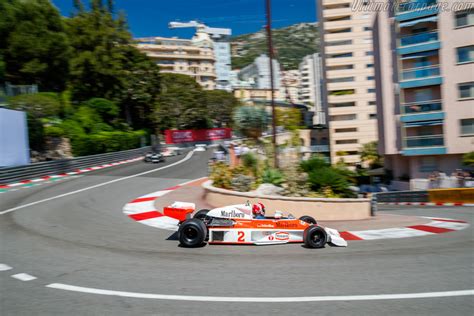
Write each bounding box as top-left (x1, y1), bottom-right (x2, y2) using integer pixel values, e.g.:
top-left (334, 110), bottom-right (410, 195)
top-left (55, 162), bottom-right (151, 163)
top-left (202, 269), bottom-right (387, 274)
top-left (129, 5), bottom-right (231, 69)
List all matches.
top-left (400, 50), bottom-right (438, 59)
top-left (399, 15), bottom-right (438, 27)
top-left (404, 120), bottom-right (443, 127)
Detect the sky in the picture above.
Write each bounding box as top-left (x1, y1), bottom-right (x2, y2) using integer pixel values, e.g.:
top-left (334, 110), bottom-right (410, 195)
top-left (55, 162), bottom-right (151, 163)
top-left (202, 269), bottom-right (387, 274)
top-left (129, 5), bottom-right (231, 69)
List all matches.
top-left (51, 0), bottom-right (317, 38)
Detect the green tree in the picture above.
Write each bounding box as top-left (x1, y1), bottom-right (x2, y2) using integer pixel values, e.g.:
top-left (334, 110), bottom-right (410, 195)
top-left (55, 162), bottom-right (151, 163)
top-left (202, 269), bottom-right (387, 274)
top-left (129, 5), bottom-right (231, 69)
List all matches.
top-left (233, 106), bottom-right (268, 140)
top-left (462, 151), bottom-right (474, 168)
top-left (360, 141), bottom-right (383, 168)
top-left (154, 73), bottom-right (209, 131)
top-left (275, 107), bottom-right (301, 130)
top-left (1, 0), bottom-right (70, 91)
top-left (204, 90), bottom-right (240, 127)
top-left (7, 93), bottom-right (62, 118)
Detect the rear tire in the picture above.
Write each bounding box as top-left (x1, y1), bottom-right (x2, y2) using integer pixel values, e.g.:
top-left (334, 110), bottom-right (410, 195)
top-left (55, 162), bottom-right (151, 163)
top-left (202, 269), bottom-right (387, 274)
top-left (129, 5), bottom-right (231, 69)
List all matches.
top-left (178, 219), bottom-right (207, 248)
top-left (194, 209), bottom-right (210, 221)
top-left (299, 215), bottom-right (317, 225)
top-left (303, 225), bottom-right (327, 249)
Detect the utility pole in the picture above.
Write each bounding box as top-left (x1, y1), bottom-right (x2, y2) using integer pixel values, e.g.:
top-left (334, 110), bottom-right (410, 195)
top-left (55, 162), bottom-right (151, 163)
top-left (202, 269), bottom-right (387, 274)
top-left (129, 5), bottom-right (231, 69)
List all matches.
top-left (265, 0), bottom-right (278, 168)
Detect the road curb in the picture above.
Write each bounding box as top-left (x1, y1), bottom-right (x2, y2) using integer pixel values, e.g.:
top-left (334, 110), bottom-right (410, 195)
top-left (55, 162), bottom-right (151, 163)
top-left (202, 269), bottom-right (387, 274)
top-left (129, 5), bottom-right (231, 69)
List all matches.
top-left (123, 182), bottom-right (470, 241)
top-left (379, 202), bottom-right (474, 207)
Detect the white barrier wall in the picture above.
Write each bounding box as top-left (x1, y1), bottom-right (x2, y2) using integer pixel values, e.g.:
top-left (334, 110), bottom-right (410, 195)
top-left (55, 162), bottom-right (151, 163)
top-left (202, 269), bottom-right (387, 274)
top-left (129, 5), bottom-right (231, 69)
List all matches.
top-left (0, 108), bottom-right (30, 167)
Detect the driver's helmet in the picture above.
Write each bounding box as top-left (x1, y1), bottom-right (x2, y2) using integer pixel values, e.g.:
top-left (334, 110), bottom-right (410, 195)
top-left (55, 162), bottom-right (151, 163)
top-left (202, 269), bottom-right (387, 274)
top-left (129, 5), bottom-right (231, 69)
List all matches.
top-left (252, 202), bottom-right (265, 217)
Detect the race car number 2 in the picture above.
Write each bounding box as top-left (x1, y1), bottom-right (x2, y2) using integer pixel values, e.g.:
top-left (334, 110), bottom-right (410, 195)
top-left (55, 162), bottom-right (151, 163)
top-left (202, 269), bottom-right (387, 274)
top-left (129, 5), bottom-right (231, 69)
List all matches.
top-left (237, 231), bottom-right (245, 242)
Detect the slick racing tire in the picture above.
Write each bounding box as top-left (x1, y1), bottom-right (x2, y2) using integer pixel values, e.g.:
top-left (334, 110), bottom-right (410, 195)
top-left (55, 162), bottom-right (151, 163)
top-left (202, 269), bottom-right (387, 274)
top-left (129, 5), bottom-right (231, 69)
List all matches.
top-left (194, 209), bottom-right (210, 221)
top-left (303, 225), bottom-right (327, 249)
top-left (299, 215), bottom-right (317, 225)
top-left (178, 218), bottom-right (208, 248)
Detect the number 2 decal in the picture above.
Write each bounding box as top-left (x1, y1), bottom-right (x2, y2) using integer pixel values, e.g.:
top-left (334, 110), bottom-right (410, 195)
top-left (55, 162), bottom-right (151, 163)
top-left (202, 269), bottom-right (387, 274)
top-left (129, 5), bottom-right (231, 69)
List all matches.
top-left (237, 231), bottom-right (245, 242)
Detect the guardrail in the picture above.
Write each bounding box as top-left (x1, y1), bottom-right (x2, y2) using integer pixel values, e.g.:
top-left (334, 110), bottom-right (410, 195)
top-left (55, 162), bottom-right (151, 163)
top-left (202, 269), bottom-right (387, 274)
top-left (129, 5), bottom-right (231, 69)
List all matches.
top-left (0, 146), bottom-right (151, 184)
top-left (375, 190), bottom-right (429, 203)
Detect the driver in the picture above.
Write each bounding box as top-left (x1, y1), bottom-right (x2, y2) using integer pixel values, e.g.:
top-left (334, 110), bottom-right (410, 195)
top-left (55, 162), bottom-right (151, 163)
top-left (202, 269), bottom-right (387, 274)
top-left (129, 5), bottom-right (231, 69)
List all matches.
top-left (252, 202), bottom-right (266, 219)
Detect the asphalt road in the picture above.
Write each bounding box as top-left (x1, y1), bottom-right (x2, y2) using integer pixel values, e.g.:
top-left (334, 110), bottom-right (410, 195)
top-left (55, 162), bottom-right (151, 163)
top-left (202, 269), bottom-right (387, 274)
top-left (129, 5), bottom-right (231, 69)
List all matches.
top-left (1, 150), bottom-right (473, 315)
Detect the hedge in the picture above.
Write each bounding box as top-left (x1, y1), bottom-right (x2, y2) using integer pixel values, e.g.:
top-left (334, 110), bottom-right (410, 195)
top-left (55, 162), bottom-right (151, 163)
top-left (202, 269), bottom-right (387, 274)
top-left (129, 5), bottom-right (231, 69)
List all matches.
top-left (70, 130), bottom-right (146, 156)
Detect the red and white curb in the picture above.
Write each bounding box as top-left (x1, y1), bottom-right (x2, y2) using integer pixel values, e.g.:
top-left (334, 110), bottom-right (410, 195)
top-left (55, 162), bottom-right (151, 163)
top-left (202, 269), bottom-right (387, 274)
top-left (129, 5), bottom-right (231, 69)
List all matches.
top-left (124, 185), bottom-right (470, 241)
top-left (123, 178), bottom-right (207, 231)
top-left (0, 157), bottom-right (143, 192)
top-left (379, 202), bottom-right (474, 207)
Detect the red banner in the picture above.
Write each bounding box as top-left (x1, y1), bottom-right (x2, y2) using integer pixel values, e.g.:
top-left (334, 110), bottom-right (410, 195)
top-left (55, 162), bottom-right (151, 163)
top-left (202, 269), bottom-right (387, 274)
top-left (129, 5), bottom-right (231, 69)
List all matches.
top-left (164, 128), bottom-right (232, 144)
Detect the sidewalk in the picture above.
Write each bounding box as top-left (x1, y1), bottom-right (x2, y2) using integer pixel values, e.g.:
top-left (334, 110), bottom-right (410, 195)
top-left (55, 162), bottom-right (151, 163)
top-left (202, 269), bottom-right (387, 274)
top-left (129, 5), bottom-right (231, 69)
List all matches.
top-left (153, 178), bottom-right (433, 231)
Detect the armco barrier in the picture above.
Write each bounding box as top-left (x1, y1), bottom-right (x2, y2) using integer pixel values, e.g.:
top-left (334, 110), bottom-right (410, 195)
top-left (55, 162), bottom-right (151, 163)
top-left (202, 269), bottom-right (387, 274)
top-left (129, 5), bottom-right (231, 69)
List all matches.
top-left (0, 146), bottom-right (150, 184)
top-left (375, 190), bottom-right (429, 203)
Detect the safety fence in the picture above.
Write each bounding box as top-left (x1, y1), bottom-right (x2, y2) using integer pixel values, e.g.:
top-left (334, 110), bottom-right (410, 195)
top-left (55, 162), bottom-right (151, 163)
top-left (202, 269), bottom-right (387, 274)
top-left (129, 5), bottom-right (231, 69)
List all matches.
top-left (0, 146), bottom-right (150, 184)
top-left (375, 188), bottom-right (474, 204)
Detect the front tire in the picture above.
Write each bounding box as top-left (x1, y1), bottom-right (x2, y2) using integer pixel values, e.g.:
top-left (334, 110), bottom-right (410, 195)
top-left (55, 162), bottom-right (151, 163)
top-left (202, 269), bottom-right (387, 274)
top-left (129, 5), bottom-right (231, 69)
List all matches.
top-left (194, 209), bottom-right (210, 221)
top-left (178, 219), bottom-right (207, 248)
top-left (299, 215), bottom-right (317, 225)
top-left (303, 225), bottom-right (327, 249)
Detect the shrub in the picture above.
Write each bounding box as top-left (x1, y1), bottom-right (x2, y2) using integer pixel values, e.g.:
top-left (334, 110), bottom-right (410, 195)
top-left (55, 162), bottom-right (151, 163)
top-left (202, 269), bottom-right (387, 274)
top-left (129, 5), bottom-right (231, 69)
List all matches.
top-left (70, 130), bottom-right (146, 156)
top-left (210, 162), bottom-right (233, 189)
top-left (262, 168), bottom-right (284, 186)
top-left (241, 152), bottom-right (258, 175)
top-left (230, 174), bottom-right (254, 192)
top-left (44, 126), bottom-right (65, 137)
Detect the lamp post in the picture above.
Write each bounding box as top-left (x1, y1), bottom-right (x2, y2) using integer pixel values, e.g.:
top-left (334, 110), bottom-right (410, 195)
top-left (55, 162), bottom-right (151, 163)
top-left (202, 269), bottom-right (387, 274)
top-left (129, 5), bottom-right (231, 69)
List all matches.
top-left (265, 0), bottom-right (278, 168)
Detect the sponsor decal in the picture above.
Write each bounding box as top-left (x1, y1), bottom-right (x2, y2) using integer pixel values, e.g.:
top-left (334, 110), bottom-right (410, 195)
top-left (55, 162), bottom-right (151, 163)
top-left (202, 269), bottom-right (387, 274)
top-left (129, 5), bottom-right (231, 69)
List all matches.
top-left (276, 222), bottom-right (297, 228)
top-left (257, 224), bottom-right (275, 228)
top-left (274, 231), bottom-right (290, 241)
top-left (220, 210), bottom-right (245, 218)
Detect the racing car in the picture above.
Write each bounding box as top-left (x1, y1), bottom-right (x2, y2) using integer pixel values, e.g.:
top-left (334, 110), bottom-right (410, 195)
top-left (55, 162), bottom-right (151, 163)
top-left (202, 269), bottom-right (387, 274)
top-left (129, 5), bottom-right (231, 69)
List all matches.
top-left (143, 152), bottom-right (165, 163)
top-left (162, 202), bottom-right (347, 249)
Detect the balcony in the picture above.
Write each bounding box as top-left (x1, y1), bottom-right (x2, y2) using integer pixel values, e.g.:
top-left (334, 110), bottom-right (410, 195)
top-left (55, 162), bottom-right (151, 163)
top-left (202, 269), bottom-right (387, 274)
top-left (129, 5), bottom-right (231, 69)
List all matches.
top-left (402, 99), bottom-right (442, 114)
top-left (398, 0), bottom-right (437, 13)
top-left (400, 30), bottom-right (438, 47)
top-left (404, 135), bottom-right (444, 148)
top-left (396, 0), bottom-right (439, 21)
top-left (402, 65), bottom-right (439, 80)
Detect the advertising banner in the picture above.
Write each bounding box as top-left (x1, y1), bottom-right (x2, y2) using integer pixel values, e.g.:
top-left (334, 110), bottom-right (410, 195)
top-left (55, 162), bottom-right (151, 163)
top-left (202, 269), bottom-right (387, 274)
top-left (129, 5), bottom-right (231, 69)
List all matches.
top-left (165, 128), bottom-right (232, 144)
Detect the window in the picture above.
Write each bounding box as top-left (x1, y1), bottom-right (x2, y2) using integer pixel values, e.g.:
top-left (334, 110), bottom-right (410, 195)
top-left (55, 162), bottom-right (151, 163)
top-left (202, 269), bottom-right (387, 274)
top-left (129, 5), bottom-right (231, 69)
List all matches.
top-left (369, 101), bottom-right (376, 105)
top-left (460, 119), bottom-right (474, 135)
top-left (327, 28), bottom-right (351, 34)
top-left (458, 82), bottom-right (474, 99)
top-left (369, 113), bottom-right (377, 119)
top-left (336, 139), bottom-right (358, 144)
top-left (328, 77), bottom-right (355, 83)
top-left (366, 51), bottom-right (374, 56)
top-left (367, 76), bottom-right (375, 80)
top-left (330, 102), bottom-right (356, 108)
top-left (326, 40), bottom-right (352, 47)
top-left (335, 128), bottom-right (358, 133)
top-left (455, 10), bottom-right (474, 28)
top-left (330, 114), bottom-right (357, 121)
top-left (326, 16), bottom-right (351, 22)
top-left (457, 46), bottom-right (474, 63)
top-left (328, 52), bottom-right (353, 59)
top-left (368, 88), bottom-right (376, 93)
top-left (364, 26), bottom-right (372, 31)
top-left (367, 63), bottom-right (374, 68)
top-left (419, 157), bottom-right (438, 172)
top-left (327, 64), bottom-right (354, 71)
top-left (329, 89), bottom-right (355, 96)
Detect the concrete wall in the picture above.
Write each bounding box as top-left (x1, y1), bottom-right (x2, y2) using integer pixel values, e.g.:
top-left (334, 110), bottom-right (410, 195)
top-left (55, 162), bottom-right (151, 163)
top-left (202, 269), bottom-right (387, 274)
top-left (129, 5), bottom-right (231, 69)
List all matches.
top-left (203, 181), bottom-right (371, 221)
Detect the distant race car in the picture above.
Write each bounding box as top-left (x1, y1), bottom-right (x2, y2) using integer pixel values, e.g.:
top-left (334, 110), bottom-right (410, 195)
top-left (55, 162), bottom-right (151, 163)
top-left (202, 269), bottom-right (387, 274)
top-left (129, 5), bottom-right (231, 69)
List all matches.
top-left (144, 152), bottom-right (165, 163)
top-left (162, 147), bottom-right (183, 157)
top-left (161, 202), bottom-right (347, 249)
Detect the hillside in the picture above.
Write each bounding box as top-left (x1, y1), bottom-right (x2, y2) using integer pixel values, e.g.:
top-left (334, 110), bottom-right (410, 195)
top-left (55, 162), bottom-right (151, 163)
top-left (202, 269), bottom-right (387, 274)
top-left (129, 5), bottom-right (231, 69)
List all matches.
top-left (231, 22), bottom-right (319, 70)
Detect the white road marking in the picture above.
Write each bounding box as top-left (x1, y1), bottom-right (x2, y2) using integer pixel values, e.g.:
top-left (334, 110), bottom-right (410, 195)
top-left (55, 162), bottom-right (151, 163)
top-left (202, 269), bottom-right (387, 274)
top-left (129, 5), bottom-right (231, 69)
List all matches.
top-left (45, 284), bottom-right (474, 302)
top-left (0, 264), bottom-right (13, 271)
top-left (0, 151), bottom-right (194, 215)
top-left (11, 273), bottom-right (37, 281)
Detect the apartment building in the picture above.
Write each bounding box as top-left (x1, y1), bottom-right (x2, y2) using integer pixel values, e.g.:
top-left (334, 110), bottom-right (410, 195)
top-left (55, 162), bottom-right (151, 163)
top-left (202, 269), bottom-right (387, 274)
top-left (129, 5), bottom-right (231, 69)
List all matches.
top-left (373, 0), bottom-right (474, 181)
top-left (238, 54), bottom-right (281, 90)
top-left (317, 0), bottom-right (378, 166)
top-left (280, 70), bottom-right (301, 104)
top-left (135, 35), bottom-right (216, 90)
top-left (299, 53), bottom-right (325, 125)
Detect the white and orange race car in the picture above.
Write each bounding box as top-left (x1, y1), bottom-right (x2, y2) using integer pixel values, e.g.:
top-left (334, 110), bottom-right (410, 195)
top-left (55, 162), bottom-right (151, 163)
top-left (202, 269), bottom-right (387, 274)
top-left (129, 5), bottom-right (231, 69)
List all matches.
top-left (164, 202), bottom-right (347, 249)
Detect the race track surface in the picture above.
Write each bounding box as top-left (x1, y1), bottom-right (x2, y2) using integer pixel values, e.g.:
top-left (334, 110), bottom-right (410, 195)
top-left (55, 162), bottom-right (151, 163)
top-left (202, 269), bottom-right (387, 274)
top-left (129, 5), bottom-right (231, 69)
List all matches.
top-left (1, 150), bottom-right (473, 315)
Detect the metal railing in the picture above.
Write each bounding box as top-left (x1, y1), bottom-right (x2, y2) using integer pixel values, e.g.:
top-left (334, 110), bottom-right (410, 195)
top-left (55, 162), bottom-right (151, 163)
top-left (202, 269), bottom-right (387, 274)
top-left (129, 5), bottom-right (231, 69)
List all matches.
top-left (402, 99), bottom-right (442, 113)
top-left (0, 146), bottom-right (150, 184)
top-left (400, 30), bottom-right (438, 46)
top-left (398, 0), bottom-right (438, 13)
top-left (401, 65), bottom-right (440, 80)
top-left (404, 135), bottom-right (444, 148)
